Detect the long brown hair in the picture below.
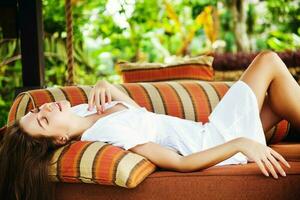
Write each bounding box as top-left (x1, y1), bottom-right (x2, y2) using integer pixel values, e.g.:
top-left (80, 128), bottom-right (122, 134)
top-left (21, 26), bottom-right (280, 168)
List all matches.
top-left (0, 121), bottom-right (57, 200)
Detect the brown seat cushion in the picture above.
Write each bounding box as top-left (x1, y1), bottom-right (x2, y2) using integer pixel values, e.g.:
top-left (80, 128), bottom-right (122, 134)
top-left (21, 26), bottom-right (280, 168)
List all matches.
top-left (154, 142), bottom-right (300, 176)
top-left (269, 142), bottom-right (300, 162)
top-left (55, 160), bottom-right (300, 200)
top-left (154, 161), bottom-right (300, 177)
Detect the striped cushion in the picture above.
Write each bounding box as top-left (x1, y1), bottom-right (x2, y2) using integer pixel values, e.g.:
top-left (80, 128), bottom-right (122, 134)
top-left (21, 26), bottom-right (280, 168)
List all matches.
top-left (118, 55), bottom-right (214, 83)
top-left (49, 141), bottom-right (155, 188)
top-left (7, 81), bottom-right (290, 187)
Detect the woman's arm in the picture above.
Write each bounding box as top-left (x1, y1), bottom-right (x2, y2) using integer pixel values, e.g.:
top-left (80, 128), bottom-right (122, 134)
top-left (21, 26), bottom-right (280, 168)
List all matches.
top-left (130, 138), bottom-right (240, 172)
top-left (129, 137), bottom-right (290, 179)
top-left (178, 137), bottom-right (242, 172)
top-left (88, 80), bottom-right (141, 112)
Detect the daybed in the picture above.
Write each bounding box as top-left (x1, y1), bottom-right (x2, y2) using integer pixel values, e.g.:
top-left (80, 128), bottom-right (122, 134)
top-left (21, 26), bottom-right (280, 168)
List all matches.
top-left (7, 80), bottom-right (300, 200)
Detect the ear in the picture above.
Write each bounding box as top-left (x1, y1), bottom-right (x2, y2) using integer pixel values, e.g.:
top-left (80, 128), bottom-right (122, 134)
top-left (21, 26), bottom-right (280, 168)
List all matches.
top-left (54, 136), bottom-right (68, 146)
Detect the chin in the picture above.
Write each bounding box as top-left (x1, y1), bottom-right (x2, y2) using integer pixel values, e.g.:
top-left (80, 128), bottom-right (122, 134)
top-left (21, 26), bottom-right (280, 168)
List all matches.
top-left (59, 100), bottom-right (71, 110)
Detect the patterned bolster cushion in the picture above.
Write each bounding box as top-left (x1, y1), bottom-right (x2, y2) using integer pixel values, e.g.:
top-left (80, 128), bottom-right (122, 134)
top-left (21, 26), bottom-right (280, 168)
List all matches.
top-left (49, 141), bottom-right (155, 188)
top-left (117, 55), bottom-right (215, 83)
top-left (7, 81), bottom-right (290, 187)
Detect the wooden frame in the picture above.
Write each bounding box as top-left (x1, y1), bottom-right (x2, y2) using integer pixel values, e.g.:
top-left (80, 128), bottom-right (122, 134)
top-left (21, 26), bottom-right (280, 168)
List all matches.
top-left (18, 0), bottom-right (45, 88)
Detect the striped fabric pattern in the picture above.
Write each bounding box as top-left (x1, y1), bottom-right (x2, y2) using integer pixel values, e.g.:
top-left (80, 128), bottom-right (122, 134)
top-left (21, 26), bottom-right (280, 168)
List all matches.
top-left (118, 55), bottom-right (214, 83)
top-left (7, 81), bottom-right (290, 187)
top-left (120, 65), bottom-right (214, 83)
top-left (49, 141), bottom-right (155, 188)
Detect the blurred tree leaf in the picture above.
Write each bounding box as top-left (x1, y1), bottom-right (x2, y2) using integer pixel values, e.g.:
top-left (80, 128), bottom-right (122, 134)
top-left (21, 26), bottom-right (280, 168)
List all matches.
top-left (0, 0), bottom-right (299, 127)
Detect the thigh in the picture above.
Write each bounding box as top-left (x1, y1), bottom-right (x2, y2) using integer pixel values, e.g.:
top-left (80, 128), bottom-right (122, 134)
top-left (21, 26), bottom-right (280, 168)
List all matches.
top-left (239, 52), bottom-right (277, 112)
top-left (260, 93), bottom-right (282, 133)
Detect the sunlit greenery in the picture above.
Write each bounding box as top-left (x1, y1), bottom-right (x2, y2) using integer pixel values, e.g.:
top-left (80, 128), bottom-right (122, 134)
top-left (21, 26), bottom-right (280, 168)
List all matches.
top-left (0, 0), bottom-right (299, 126)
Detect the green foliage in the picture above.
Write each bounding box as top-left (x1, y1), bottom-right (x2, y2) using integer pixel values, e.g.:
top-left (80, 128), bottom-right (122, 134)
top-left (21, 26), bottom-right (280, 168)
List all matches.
top-left (266, 0), bottom-right (300, 33)
top-left (263, 0), bottom-right (300, 51)
top-left (0, 0), bottom-right (299, 127)
top-left (246, 3), bottom-right (256, 35)
top-left (0, 39), bottom-right (22, 126)
top-left (267, 31), bottom-right (300, 52)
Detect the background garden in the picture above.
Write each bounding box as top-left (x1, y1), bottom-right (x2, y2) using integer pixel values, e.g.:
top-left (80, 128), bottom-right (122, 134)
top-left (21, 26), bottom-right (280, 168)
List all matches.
top-left (0, 0), bottom-right (300, 127)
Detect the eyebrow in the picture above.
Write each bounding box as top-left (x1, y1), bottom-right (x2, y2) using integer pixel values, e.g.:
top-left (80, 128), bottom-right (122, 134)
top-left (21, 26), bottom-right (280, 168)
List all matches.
top-left (37, 117), bottom-right (45, 130)
top-left (30, 108), bottom-right (44, 130)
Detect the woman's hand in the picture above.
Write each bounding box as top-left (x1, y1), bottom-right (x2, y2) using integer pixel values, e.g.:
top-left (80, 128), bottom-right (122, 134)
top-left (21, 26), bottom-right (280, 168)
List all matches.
top-left (235, 137), bottom-right (291, 179)
top-left (88, 80), bottom-right (112, 114)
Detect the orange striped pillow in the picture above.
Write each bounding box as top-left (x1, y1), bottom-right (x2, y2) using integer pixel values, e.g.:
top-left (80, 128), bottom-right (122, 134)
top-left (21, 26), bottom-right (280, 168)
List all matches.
top-left (118, 55), bottom-right (214, 83)
top-left (49, 141), bottom-right (155, 188)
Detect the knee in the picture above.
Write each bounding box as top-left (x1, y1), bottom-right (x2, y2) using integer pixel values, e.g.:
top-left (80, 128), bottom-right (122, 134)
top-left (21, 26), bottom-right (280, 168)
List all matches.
top-left (256, 50), bottom-right (288, 75)
top-left (257, 50), bottom-right (279, 60)
top-left (256, 50), bottom-right (284, 70)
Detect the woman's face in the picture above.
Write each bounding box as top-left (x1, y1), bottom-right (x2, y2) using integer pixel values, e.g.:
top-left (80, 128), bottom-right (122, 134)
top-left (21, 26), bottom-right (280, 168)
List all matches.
top-left (20, 100), bottom-right (75, 145)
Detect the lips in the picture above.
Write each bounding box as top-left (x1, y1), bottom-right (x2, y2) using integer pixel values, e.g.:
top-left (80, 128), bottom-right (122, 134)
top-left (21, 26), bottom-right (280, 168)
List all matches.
top-left (56, 102), bottom-right (62, 111)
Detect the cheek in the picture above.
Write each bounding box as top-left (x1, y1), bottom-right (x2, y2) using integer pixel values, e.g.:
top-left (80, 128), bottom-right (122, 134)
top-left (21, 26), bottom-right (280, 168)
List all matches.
top-left (49, 115), bottom-right (71, 132)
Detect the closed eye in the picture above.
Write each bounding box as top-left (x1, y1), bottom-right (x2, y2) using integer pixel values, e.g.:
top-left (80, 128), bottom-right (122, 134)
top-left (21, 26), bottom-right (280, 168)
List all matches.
top-left (30, 107), bottom-right (49, 128)
top-left (42, 117), bottom-right (49, 124)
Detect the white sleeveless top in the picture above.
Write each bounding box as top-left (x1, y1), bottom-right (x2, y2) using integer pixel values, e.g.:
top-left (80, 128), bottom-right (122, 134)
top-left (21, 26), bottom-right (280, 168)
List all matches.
top-left (72, 80), bottom-right (267, 166)
top-left (72, 100), bottom-right (206, 156)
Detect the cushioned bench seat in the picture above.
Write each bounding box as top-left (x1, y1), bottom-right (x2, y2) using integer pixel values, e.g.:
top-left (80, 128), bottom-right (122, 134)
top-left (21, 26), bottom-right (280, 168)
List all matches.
top-left (7, 81), bottom-right (300, 199)
top-left (56, 162), bottom-right (300, 200)
top-left (55, 136), bottom-right (300, 200)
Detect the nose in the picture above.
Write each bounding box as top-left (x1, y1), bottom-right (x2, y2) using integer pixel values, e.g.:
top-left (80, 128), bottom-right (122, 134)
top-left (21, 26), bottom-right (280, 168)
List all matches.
top-left (40, 103), bottom-right (54, 112)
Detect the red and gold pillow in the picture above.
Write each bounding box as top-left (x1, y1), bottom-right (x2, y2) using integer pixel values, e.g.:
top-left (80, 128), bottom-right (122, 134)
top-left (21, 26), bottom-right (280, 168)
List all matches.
top-left (117, 55), bottom-right (214, 83)
top-left (49, 141), bottom-right (156, 188)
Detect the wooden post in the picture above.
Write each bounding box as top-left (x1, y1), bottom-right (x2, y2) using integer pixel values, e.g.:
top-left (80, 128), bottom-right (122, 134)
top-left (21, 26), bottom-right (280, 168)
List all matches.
top-left (18, 0), bottom-right (45, 88)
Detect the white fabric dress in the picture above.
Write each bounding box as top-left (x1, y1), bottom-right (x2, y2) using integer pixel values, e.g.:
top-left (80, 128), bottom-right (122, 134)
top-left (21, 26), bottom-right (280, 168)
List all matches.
top-left (75, 80), bottom-right (266, 166)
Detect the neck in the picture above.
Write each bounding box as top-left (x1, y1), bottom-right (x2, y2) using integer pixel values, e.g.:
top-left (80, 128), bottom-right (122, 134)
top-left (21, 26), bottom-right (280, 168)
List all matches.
top-left (68, 114), bottom-right (101, 140)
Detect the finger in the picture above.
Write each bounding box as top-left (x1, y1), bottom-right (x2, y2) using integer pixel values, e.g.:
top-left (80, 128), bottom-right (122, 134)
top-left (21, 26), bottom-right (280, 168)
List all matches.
top-left (270, 149), bottom-right (291, 168)
top-left (88, 88), bottom-right (95, 110)
top-left (101, 89), bottom-right (106, 111)
top-left (267, 153), bottom-right (286, 177)
top-left (256, 159), bottom-right (269, 177)
top-left (95, 89), bottom-right (101, 113)
top-left (262, 157), bottom-right (278, 179)
top-left (106, 89), bottom-right (112, 104)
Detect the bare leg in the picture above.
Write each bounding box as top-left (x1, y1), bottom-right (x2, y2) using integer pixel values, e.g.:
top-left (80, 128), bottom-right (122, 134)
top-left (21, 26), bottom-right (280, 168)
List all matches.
top-left (239, 51), bottom-right (300, 130)
top-left (260, 94), bottom-right (282, 132)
